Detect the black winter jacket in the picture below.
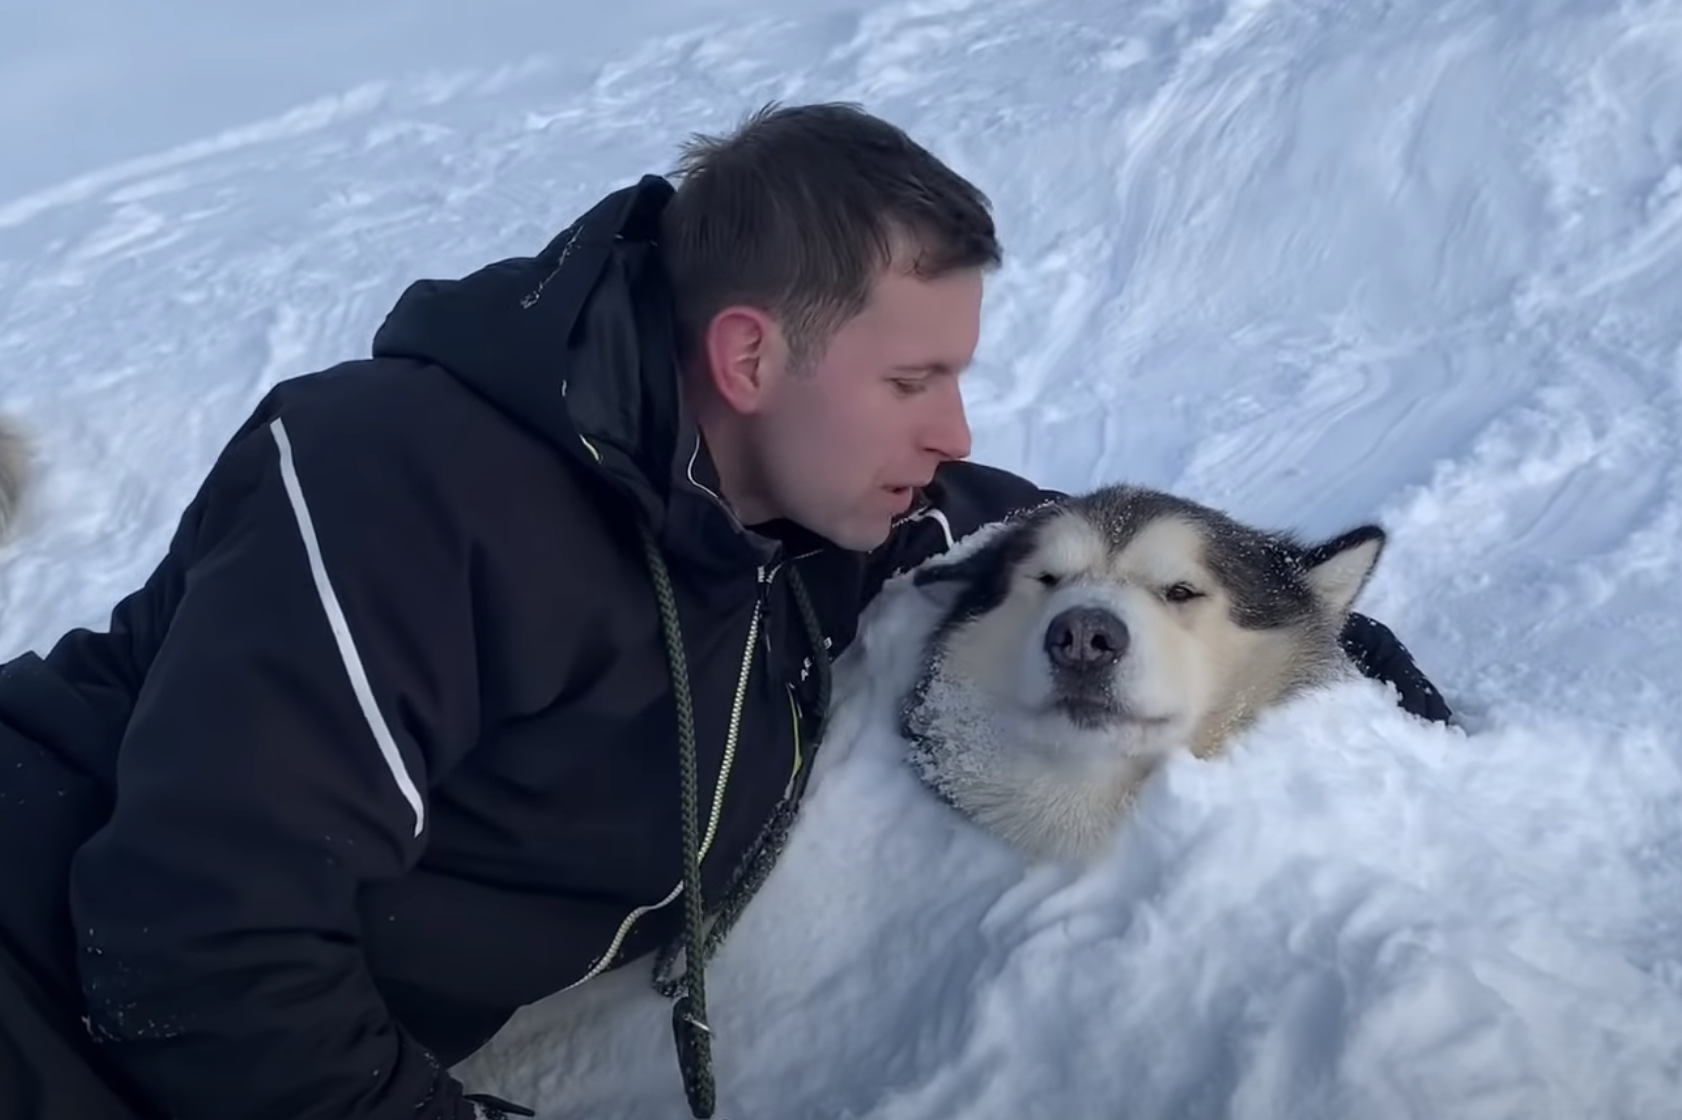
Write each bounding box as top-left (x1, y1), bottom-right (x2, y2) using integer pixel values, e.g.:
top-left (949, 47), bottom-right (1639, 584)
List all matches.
top-left (0, 175), bottom-right (1450, 1120)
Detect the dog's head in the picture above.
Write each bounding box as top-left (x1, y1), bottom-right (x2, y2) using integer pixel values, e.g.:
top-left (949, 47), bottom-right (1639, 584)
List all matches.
top-left (900, 484), bottom-right (1384, 859)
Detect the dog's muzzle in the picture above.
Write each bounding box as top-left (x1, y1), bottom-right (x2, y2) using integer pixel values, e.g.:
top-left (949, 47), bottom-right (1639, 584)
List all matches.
top-left (1042, 605), bottom-right (1134, 729)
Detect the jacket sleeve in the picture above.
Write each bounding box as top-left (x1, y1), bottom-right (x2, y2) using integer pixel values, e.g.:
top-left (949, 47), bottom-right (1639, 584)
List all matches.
top-left (1338, 611), bottom-right (1456, 725)
top-left (861, 459), bottom-right (1060, 604)
top-left (66, 401), bottom-right (489, 1120)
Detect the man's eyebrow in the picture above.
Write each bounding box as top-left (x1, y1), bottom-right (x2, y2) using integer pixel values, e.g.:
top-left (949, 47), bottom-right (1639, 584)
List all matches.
top-left (891, 360), bottom-right (966, 376)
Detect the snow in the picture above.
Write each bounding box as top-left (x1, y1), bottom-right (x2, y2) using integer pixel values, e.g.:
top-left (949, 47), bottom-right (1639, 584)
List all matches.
top-left (3, 0), bottom-right (1682, 1117)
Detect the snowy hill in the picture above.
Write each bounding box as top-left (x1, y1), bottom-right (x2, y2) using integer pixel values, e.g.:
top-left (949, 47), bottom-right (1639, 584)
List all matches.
top-left (3, 0), bottom-right (1682, 1117)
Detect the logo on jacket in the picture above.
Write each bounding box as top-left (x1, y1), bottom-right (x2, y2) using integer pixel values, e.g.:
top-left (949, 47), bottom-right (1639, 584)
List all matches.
top-left (799, 636), bottom-right (835, 683)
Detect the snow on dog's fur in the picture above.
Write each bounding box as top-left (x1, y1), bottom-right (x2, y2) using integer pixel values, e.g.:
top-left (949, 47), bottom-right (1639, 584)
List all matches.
top-left (900, 484), bottom-right (1385, 862)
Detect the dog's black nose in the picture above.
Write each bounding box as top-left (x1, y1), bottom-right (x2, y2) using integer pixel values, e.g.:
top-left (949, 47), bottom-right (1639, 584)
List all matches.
top-left (1044, 606), bottom-right (1129, 671)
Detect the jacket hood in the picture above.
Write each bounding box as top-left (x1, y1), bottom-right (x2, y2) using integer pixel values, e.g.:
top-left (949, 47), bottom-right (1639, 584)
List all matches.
top-left (368, 175), bottom-right (783, 575)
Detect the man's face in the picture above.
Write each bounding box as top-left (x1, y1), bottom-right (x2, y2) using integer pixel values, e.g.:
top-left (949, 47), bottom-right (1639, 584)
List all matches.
top-left (752, 264), bottom-right (982, 550)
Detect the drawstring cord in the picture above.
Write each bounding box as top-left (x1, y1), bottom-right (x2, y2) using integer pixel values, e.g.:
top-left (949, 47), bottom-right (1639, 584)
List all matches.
top-left (638, 524), bottom-right (831, 1118)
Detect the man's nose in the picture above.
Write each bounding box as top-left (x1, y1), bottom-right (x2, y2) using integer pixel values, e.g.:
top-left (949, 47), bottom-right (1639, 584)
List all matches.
top-left (925, 385), bottom-right (972, 461)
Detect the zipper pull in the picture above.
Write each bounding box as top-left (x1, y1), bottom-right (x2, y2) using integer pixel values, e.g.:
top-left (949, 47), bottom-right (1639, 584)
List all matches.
top-left (757, 565), bottom-right (773, 657)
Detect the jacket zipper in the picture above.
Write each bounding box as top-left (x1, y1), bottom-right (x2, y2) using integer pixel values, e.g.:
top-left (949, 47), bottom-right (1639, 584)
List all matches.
top-left (559, 563), bottom-right (769, 992)
top-left (758, 549), bottom-right (819, 658)
top-left (759, 563), bottom-right (776, 658)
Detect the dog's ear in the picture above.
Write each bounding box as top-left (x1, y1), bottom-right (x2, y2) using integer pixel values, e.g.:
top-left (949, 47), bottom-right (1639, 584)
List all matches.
top-left (1301, 524), bottom-right (1385, 615)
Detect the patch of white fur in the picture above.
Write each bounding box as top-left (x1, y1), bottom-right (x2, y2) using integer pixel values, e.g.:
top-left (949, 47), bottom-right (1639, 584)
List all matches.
top-left (905, 650), bottom-right (1170, 862)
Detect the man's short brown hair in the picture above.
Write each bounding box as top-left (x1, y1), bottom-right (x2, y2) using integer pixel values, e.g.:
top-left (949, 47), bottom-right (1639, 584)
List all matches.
top-left (659, 101), bottom-right (1002, 373)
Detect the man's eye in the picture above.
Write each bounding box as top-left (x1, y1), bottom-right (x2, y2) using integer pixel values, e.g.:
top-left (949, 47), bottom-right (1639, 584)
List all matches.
top-left (891, 379), bottom-right (926, 396)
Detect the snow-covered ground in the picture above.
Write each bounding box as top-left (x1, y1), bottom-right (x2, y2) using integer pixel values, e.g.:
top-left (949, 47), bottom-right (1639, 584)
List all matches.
top-left (4, 0), bottom-right (1682, 1117)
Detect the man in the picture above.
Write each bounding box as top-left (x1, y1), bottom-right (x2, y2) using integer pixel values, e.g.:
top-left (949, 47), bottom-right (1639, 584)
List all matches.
top-left (0, 102), bottom-right (1453, 1120)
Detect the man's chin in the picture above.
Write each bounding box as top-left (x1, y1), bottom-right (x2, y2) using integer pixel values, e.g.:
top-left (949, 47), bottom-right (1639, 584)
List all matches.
top-left (827, 513), bottom-right (897, 553)
top-left (845, 524), bottom-right (897, 553)
top-left (790, 493), bottom-right (911, 552)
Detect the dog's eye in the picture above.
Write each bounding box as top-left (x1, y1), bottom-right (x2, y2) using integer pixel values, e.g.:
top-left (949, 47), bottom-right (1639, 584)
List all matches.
top-left (1033, 572), bottom-right (1060, 589)
top-left (1164, 582), bottom-right (1203, 603)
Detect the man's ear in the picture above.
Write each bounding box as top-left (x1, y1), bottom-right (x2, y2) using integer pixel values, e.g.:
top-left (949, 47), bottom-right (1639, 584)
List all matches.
top-left (702, 305), bottom-right (786, 415)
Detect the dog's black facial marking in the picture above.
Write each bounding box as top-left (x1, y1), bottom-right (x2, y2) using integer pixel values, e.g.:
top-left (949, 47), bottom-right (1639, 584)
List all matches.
top-left (913, 508), bottom-right (1053, 641)
top-left (1201, 529), bottom-right (1321, 630)
top-left (1065, 486), bottom-right (1186, 554)
top-left (1202, 520), bottom-right (1386, 630)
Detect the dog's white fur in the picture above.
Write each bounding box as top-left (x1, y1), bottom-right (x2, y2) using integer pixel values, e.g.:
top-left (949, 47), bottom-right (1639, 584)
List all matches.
top-left (901, 485), bottom-right (1385, 863)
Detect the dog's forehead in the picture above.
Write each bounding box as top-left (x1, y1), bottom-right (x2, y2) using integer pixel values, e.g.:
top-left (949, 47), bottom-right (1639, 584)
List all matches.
top-left (1109, 516), bottom-right (1216, 579)
top-left (1031, 507), bottom-right (1215, 580)
top-left (1028, 508), bottom-right (1113, 571)
top-left (1010, 485), bottom-right (1327, 630)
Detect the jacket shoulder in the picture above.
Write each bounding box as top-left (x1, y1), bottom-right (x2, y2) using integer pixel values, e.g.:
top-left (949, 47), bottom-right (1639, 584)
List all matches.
top-left (254, 355), bottom-right (628, 687)
top-left (250, 357), bottom-right (603, 533)
top-left (260, 358), bottom-right (528, 459)
top-left (927, 459), bottom-right (1058, 520)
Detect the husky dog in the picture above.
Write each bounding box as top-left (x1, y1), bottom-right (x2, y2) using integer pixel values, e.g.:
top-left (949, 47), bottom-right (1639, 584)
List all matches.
top-left (900, 484), bottom-right (1385, 862)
